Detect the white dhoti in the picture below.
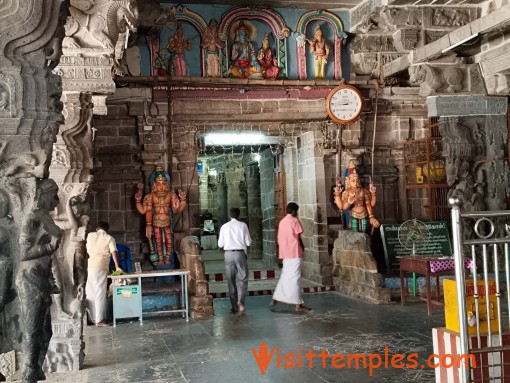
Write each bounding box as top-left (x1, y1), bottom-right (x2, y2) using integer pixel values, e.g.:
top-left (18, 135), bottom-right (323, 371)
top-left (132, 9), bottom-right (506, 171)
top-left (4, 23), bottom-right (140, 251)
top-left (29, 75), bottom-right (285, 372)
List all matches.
top-left (272, 258), bottom-right (304, 305)
top-left (85, 267), bottom-right (108, 323)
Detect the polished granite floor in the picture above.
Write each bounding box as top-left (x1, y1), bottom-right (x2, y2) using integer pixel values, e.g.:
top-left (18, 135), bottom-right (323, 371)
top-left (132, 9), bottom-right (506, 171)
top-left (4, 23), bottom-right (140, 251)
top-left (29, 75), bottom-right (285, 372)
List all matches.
top-left (45, 292), bottom-right (445, 383)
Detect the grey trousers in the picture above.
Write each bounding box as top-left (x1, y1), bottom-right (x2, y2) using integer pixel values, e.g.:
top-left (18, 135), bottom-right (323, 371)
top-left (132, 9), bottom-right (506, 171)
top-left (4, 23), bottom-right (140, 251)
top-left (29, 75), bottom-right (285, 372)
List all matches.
top-left (224, 250), bottom-right (248, 310)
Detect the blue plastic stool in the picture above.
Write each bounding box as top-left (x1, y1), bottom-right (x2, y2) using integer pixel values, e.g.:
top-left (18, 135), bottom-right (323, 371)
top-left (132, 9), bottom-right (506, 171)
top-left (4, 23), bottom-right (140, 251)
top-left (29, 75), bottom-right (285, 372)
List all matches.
top-left (110, 244), bottom-right (131, 272)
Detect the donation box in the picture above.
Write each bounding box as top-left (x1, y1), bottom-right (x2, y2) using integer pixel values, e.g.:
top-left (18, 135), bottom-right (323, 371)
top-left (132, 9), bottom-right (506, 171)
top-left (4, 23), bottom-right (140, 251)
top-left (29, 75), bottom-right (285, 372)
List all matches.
top-left (443, 278), bottom-right (499, 335)
top-left (113, 283), bottom-right (142, 320)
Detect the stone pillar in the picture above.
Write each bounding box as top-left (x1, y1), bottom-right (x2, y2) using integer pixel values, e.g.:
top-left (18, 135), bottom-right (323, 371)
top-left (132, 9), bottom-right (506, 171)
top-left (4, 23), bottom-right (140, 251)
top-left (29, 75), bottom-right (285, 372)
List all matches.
top-left (245, 163), bottom-right (262, 260)
top-left (225, 155), bottom-right (245, 218)
top-left (297, 131), bottom-right (332, 285)
top-left (216, 173), bottom-right (228, 227)
top-left (0, 1), bottom-right (68, 381)
top-left (199, 161), bottom-right (209, 213)
top-left (259, 149), bottom-right (277, 268)
top-left (45, 0), bottom-right (138, 374)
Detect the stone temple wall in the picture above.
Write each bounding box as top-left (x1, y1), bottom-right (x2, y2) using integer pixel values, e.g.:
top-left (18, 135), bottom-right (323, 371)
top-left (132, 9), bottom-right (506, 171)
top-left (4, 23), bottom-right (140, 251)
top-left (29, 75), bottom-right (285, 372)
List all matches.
top-left (91, 102), bottom-right (145, 255)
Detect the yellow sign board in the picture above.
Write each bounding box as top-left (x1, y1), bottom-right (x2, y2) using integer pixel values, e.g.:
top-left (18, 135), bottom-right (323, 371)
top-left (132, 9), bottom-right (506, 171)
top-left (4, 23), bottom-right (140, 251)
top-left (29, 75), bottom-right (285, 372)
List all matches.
top-left (443, 278), bottom-right (499, 335)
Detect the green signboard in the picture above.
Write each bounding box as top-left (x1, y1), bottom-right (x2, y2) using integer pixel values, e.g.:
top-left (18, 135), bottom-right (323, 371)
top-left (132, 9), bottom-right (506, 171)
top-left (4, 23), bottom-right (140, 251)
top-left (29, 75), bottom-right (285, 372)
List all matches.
top-left (380, 221), bottom-right (452, 273)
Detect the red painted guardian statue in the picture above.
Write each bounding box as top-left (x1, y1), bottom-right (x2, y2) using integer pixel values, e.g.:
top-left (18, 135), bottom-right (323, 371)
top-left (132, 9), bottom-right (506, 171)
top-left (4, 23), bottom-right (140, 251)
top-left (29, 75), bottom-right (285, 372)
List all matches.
top-left (135, 165), bottom-right (186, 265)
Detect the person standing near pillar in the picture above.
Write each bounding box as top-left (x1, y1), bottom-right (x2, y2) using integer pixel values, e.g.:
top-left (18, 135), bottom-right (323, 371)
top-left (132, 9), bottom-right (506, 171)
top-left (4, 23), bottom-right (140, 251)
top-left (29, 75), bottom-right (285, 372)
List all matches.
top-left (270, 202), bottom-right (311, 312)
top-left (85, 221), bottom-right (123, 326)
top-left (217, 208), bottom-right (251, 313)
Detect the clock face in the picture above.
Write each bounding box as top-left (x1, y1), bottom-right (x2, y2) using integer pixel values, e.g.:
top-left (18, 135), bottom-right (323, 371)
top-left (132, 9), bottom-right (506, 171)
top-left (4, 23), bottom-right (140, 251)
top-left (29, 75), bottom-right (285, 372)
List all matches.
top-left (326, 85), bottom-right (363, 124)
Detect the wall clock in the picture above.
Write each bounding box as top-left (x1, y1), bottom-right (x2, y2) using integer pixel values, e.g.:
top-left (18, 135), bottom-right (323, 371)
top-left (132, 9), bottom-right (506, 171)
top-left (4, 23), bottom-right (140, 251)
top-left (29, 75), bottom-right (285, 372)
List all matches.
top-left (325, 84), bottom-right (363, 124)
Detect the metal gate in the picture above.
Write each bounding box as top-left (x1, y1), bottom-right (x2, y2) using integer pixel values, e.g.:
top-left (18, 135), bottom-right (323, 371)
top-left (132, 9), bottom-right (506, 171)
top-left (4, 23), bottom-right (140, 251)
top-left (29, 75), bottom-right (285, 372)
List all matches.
top-left (450, 197), bottom-right (510, 382)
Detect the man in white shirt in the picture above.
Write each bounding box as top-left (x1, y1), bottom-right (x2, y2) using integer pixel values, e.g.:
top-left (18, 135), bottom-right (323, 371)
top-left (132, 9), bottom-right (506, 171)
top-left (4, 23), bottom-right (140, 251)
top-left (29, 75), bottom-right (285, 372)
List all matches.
top-left (217, 208), bottom-right (252, 313)
top-left (85, 221), bottom-right (123, 326)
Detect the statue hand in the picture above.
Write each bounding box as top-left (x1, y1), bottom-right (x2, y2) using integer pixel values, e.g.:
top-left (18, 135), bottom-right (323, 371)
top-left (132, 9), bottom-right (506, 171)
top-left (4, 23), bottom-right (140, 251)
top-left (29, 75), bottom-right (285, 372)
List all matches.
top-left (369, 183), bottom-right (376, 194)
top-left (347, 194), bottom-right (355, 205)
top-left (146, 226), bottom-right (153, 239)
top-left (178, 189), bottom-right (186, 201)
top-left (370, 216), bottom-right (380, 228)
top-left (135, 183), bottom-right (144, 201)
top-left (334, 184), bottom-right (342, 195)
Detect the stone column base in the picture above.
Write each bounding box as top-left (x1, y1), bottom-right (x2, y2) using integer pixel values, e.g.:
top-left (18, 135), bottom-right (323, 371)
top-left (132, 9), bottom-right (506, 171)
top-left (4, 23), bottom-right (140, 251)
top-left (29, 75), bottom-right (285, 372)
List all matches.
top-left (332, 231), bottom-right (391, 304)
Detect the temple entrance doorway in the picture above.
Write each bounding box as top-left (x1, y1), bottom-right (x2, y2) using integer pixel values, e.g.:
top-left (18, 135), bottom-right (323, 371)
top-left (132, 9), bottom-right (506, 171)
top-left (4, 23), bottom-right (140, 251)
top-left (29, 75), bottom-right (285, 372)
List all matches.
top-left (196, 132), bottom-right (283, 270)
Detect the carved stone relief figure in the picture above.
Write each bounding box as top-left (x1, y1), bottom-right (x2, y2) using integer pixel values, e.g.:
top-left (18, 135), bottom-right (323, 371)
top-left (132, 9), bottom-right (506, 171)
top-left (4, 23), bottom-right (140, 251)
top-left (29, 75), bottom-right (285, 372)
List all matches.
top-left (382, 8), bottom-right (422, 28)
top-left (63, 0), bottom-right (138, 76)
top-left (64, 0), bottom-right (138, 49)
top-left (0, 84), bottom-right (9, 111)
top-left (432, 9), bottom-right (470, 27)
top-left (409, 64), bottom-right (464, 97)
top-left (52, 183), bottom-right (90, 319)
top-left (16, 178), bottom-right (62, 382)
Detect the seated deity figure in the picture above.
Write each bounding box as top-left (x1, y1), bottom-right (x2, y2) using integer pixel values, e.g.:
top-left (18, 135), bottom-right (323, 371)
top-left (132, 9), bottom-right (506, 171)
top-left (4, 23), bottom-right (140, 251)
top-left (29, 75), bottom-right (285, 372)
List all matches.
top-left (167, 24), bottom-right (191, 76)
top-left (257, 33), bottom-right (280, 80)
top-left (306, 24), bottom-right (330, 79)
top-left (229, 21), bottom-right (261, 79)
top-left (201, 19), bottom-right (223, 78)
top-left (135, 165), bottom-right (187, 266)
top-left (334, 169), bottom-right (379, 233)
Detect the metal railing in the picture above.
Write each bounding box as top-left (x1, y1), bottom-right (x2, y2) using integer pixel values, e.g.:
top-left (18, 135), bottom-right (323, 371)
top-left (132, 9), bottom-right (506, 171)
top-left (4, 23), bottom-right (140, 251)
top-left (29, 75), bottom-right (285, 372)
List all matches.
top-left (450, 197), bottom-right (510, 383)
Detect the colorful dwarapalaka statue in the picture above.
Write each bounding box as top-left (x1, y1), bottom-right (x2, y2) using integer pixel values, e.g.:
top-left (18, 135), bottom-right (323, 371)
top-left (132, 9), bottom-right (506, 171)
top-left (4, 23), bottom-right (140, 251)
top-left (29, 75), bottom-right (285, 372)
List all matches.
top-left (135, 166), bottom-right (187, 265)
top-left (334, 168), bottom-right (379, 233)
top-left (306, 24), bottom-right (330, 79)
top-left (167, 24), bottom-right (191, 76)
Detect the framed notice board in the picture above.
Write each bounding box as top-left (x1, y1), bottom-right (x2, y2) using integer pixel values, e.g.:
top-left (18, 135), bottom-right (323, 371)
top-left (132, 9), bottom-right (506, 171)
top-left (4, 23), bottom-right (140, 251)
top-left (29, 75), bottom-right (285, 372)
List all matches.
top-left (381, 221), bottom-right (452, 273)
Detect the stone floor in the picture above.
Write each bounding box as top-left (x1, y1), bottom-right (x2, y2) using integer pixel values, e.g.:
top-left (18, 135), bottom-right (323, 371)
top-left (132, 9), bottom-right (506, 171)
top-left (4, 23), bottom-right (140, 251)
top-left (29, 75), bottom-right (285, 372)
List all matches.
top-left (45, 292), bottom-right (445, 383)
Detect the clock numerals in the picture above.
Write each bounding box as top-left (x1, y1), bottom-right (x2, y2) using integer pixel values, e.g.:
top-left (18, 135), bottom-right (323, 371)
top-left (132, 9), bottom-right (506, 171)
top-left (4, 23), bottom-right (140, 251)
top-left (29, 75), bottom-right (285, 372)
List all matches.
top-left (326, 85), bottom-right (363, 123)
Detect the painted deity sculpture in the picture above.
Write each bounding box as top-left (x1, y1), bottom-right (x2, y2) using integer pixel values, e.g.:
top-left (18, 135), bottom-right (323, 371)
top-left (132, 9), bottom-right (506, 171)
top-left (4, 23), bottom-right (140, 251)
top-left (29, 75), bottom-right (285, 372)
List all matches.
top-left (167, 24), bottom-right (191, 76)
top-left (257, 33), bottom-right (280, 80)
top-left (229, 21), bottom-right (261, 79)
top-left (334, 169), bottom-right (379, 233)
top-left (135, 166), bottom-right (186, 265)
top-left (16, 178), bottom-right (62, 382)
top-left (201, 19), bottom-right (223, 78)
top-left (307, 25), bottom-right (330, 79)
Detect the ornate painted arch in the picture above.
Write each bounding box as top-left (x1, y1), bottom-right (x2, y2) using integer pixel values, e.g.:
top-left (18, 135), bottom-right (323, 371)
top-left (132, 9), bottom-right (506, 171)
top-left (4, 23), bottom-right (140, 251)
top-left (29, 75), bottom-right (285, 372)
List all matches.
top-left (218, 7), bottom-right (290, 78)
top-left (170, 6), bottom-right (208, 76)
top-left (296, 10), bottom-right (344, 80)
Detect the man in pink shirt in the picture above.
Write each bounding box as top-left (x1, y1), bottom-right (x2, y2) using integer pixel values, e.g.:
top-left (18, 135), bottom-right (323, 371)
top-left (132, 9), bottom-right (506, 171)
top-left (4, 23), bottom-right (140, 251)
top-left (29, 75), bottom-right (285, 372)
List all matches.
top-left (270, 203), bottom-right (311, 312)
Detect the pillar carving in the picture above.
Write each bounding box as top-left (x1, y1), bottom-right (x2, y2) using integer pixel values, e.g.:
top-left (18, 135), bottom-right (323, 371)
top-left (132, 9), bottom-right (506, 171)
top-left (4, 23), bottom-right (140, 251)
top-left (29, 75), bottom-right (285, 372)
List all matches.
top-left (245, 164), bottom-right (262, 260)
top-left (45, 0), bottom-right (138, 374)
top-left (0, 1), bottom-right (68, 381)
top-left (427, 96), bottom-right (509, 238)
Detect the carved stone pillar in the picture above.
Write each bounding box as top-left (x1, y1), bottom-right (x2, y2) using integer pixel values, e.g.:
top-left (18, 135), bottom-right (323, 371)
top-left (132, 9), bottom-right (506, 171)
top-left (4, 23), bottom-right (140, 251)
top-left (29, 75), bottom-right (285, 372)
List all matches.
top-left (225, 155), bottom-right (245, 218)
top-left (245, 164), bottom-right (262, 260)
top-left (199, 160), bottom-right (209, 213)
top-left (216, 173), bottom-right (228, 227)
top-left (45, 0), bottom-right (138, 374)
top-left (0, 1), bottom-right (68, 381)
top-left (427, 96), bottom-right (509, 235)
top-left (47, 93), bottom-right (94, 374)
